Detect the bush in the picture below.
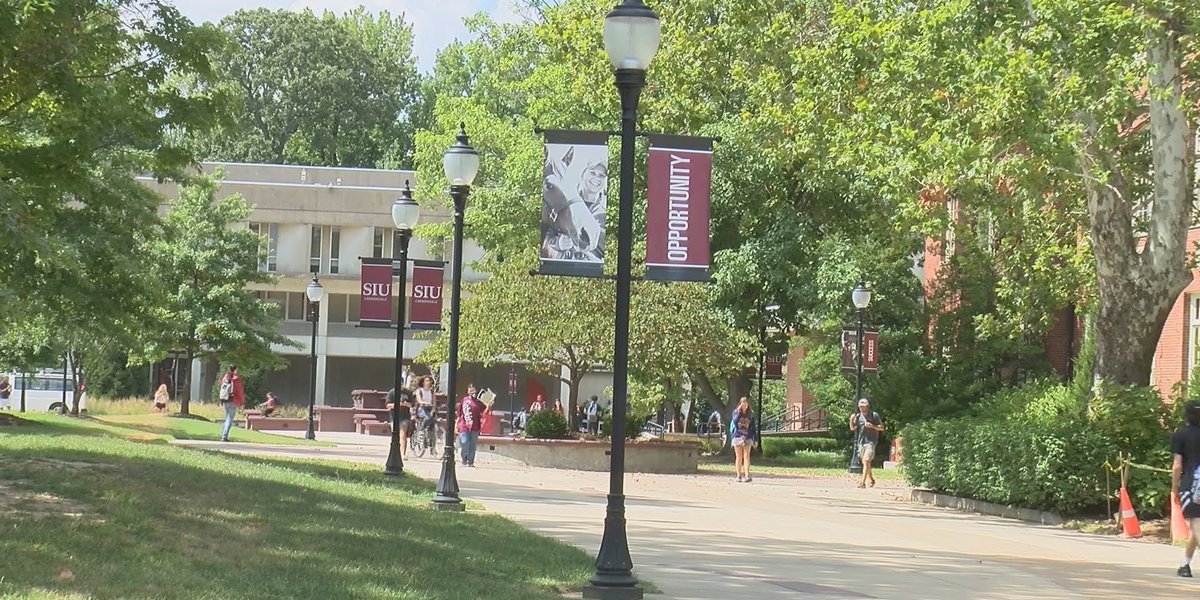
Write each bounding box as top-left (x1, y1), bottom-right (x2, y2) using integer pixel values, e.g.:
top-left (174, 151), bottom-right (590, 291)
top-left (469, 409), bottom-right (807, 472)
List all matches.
top-left (762, 437), bottom-right (840, 457)
top-left (525, 409), bottom-right (570, 439)
top-left (902, 418), bottom-right (1116, 514)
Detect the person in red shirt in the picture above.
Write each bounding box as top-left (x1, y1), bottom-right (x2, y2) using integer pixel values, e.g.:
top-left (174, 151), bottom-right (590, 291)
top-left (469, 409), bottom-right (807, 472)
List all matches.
top-left (218, 365), bottom-right (245, 442)
top-left (457, 384), bottom-right (486, 467)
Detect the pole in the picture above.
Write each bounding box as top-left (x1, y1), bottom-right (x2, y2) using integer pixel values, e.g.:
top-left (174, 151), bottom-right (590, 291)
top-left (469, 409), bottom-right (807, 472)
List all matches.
top-left (432, 185), bottom-right (469, 511)
top-left (849, 306), bottom-right (864, 474)
top-left (61, 355), bottom-right (68, 413)
top-left (585, 67), bottom-right (644, 597)
top-left (384, 232), bottom-right (412, 476)
top-left (306, 299), bottom-right (319, 441)
top-left (755, 324), bottom-right (766, 455)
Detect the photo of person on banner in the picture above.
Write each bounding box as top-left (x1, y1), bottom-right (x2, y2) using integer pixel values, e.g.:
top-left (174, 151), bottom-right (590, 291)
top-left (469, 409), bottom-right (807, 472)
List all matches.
top-left (540, 139), bottom-right (609, 268)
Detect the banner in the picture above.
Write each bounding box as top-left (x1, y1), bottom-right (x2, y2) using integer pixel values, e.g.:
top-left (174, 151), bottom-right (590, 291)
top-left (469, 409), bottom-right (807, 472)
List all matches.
top-left (539, 130), bottom-right (610, 277)
top-left (359, 260), bottom-right (393, 328)
top-left (645, 135), bottom-right (713, 281)
top-left (841, 327), bottom-right (880, 373)
top-left (765, 354), bottom-right (785, 380)
top-left (409, 260), bottom-right (444, 330)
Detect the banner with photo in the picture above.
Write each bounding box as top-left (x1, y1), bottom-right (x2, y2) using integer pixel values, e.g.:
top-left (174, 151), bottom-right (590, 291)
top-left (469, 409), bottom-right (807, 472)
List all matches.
top-left (408, 260), bottom-right (445, 330)
top-left (539, 130), bottom-right (610, 277)
top-left (359, 259), bottom-right (393, 328)
top-left (644, 135), bottom-right (713, 282)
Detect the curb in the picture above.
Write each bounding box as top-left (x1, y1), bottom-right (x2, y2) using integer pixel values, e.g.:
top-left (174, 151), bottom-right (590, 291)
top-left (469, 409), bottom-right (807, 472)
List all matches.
top-left (910, 488), bottom-right (1064, 526)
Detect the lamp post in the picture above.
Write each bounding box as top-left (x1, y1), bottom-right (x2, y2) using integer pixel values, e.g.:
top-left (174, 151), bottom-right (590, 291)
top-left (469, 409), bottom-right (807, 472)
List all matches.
top-left (305, 275), bottom-right (324, 441)
top-left (431, 124), bottom-right (480, 511)
top-left (754, 303), bottom-right (780, 455)
top-left (848, 280), bottom-right (872, 474)
top-left (585, 2), bottom-right (659, 598)
top-left (384, 181), bottom-right (420, 477)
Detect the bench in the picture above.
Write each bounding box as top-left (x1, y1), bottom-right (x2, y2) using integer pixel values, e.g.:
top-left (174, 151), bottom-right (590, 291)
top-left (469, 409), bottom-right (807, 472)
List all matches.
top-left (361, 420), bottom-right (391, 436)
top-left (353, 413), bottom-right (381, 434)
top-left (246, 415), bottom-right (310, 431)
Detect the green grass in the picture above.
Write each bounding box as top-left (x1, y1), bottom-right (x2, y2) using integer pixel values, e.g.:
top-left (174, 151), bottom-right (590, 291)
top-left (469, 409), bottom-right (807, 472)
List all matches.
top-left (0, 413), bottom-right (595, 599)
top-left (90, 414), bottom-right (329, 446)
top-left (698, 456), bottom-right (906, 479)
top-left (88, 397), bottom-right (311, 420)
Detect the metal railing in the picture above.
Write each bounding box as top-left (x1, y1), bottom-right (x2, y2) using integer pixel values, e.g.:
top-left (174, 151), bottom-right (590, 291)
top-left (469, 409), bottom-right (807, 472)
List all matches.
top-left (760, 405), bottom-right (828, 433)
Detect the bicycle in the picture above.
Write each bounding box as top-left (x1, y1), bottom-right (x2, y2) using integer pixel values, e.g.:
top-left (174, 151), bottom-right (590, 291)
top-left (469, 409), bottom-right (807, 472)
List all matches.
top-left (408, 417), bottom-right (440, 458)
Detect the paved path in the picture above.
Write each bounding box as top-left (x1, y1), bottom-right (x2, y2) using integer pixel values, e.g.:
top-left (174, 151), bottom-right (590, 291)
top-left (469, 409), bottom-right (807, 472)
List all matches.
top-left (180, 433), bottom-right (1195, 599)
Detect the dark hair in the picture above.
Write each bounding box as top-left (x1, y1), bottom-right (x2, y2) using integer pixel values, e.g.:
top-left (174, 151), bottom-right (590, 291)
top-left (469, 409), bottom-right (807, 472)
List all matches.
top-left (1186, 400), bottom-right (1200, 427)
top-left (590, 395), bottom-right (598, 402)
top-left (228, 365), bottom-right (238, 372)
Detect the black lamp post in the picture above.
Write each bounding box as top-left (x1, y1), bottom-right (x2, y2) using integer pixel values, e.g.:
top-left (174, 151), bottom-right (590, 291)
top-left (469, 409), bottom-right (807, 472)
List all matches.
top-left (384, 181), bottom-right (420, 477)
top-left (848, 280), bottom-right (872, 474)
top-left (431, 124), bottom-right (480, 512)
top-left (754, 303), bottom-right (779, 455)
top-left (584, 2), bottom-right (659, 598)
top-left (305, 275), bottom-right (324, 441)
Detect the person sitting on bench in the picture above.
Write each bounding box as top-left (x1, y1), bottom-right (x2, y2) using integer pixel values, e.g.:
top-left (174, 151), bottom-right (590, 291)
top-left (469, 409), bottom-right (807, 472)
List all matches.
top-left (261, 392), bottom-right (278, 417)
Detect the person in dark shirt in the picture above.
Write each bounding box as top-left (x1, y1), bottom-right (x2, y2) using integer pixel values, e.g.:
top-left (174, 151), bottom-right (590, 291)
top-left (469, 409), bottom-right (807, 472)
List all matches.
top-left (1171, 400), bottom-right (1200, 578)
top-left (387, 386), bottom-right (414, 459)
top-left (850, 398), bottom-right (884, 488)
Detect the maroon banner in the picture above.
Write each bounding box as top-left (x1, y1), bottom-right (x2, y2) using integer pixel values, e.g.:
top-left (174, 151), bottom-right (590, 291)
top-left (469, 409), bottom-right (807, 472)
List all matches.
top-left (841, 327), bottom-right (880, 373)
top-left (765, 354), bottom-right (785, 380)
top-left (359, 261), bottom-right (393, 328)
top-left (645, 135), bottom-right (713, 282)
top-left (409, 260), bottom-right (444, 330)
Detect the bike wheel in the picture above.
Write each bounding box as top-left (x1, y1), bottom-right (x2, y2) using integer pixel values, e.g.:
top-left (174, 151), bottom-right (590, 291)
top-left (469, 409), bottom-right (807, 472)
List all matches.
top-left (412, 430), bottom-right (427, 458)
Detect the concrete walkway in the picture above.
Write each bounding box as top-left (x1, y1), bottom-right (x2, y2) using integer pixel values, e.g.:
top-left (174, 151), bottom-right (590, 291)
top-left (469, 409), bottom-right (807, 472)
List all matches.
top-left (179, 433), bottom-right (1196, 599)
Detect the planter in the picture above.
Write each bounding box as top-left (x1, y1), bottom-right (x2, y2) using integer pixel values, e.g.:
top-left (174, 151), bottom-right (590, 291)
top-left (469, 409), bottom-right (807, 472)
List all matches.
top-left (477, 435), bottom-right (700, 473)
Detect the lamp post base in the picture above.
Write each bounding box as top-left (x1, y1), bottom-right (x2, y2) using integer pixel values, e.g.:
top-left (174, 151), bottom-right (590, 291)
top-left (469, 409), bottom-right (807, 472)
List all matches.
top-left (431, 450), bottom-right (463, 510)
top-left (430, 499), bottom-right (466, 512)
top-left (383, 443), bottom-right (404, 477)
top-left (582, 585), bottom-right (644, 600)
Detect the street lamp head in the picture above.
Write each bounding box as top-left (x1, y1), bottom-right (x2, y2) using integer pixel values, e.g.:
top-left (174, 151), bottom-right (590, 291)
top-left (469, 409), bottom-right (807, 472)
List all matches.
top-left (851, 280), bottom-right (872, 310)
top-left (392, 180), bottom-right (421, 232)
top-left (602, 0), bottom-right (661, 71)
top-left (442, 123), bottom-right (480, 187)
top-left (306, 275), bottom-right (324, 303)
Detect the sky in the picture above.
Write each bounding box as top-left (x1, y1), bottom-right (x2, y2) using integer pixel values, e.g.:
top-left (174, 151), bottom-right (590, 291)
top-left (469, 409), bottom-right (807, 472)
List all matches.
top-left (171, 0), bottom-right (525, 72)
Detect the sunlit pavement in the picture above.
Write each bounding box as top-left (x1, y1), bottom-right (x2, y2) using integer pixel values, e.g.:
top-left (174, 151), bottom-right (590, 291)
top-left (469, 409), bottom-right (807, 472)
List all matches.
top-left (179, 432), bottom-right (1195, 599)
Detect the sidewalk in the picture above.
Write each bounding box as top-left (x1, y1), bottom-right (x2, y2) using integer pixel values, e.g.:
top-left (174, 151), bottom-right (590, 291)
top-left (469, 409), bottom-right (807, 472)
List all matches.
top-left (179, 432), bottom-right (1195, 599)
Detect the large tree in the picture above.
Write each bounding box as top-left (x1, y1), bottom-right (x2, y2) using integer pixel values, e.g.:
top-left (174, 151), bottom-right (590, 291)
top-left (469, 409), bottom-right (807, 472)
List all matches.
top-left (193, 8), bottom-right (420, 167)
top-left (0, 0), bottom-right (222, 324)
top-left (136, 176), bottom-right (293, 414)
top-left (788, 0), bottom-right (1198, 389)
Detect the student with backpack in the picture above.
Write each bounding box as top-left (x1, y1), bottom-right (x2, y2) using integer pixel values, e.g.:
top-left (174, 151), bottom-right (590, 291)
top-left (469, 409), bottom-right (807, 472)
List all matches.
top-left (218, 365), bottom-right (245, 442)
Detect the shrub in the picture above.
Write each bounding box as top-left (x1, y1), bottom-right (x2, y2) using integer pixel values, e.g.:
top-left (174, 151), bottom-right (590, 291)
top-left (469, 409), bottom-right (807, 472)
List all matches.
top-left (525, 409), bottom-right (570, 439)
top-left (902, 418), bottom-right (1116, 514)
top-left (762, 437), bottom-right (840, 457)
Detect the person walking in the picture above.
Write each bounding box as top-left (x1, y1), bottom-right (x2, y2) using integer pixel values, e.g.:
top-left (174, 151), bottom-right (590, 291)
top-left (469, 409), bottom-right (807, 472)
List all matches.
top-left (585, 395), bottom-right (603, 435)
top-left (387, 386), bottom-right (414, 459)
top-left (457, 384), bottom-right (486, 467)
top-left (729, 397), bottom-right (758, 482)
top-left (218, 365), bottom-right (245, 442)
top-left (153, 384), bottom-right (170, 413)
top-left (1172, 400), bottom-right (1200, 577)
top-left (850, 398), bottom-right (884, 488)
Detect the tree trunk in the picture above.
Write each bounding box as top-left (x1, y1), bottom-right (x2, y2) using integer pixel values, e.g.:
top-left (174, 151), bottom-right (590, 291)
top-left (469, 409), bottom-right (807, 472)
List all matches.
top-left (180, 347), bottom-right (195, 415)
top-left (1080, 27), bottom-right (1195, 390)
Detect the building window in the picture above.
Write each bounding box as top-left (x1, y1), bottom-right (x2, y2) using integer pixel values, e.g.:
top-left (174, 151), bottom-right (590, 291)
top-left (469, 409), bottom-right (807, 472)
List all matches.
top-left (327, 293), bottom-right (348, 324)
top-left (329, 226), bottom-right (340, 274)
top-left (373, 227), bottom-right (393, 259)
top-left (309, 225), bottom-right (321, 273)
top-left (263, 291), bottom-right (287, 319)
top-left (249, 222), bottom-right (278, 272)
top-left (1188, 296), bottom-right (1200, 387)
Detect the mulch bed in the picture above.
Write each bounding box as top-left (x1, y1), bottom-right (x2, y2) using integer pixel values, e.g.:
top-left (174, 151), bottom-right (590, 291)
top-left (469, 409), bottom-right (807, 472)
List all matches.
top-left (0, 413), bottom-right (30, 426)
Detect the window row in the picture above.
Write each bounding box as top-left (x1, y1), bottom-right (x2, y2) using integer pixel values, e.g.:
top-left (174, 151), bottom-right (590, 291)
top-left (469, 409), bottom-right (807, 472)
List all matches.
top-left (256, 291), bottom-right (401, 325)
top-left (248, 223), bottom-right (404, 275)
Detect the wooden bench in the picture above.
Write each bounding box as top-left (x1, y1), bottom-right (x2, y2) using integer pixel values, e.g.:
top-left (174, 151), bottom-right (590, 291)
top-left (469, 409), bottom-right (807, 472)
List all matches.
top-left (246, 415), bottom-right (310, 431)
top-left (353, 413), bottom-right (381, 434)
top-left (361, 420), bottom-right (391, 436)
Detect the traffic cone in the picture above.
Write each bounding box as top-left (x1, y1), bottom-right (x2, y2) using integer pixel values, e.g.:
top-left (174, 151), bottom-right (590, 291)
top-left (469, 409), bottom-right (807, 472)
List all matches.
top-left (1118, 486), bottom-right (1141, 537)
top-left (1171, 495), bottom-right (1191, 543)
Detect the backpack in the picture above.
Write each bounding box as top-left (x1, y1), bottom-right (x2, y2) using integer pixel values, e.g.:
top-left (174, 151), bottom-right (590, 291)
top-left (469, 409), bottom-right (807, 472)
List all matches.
top-left (219, 377), bottom-right (233, 401)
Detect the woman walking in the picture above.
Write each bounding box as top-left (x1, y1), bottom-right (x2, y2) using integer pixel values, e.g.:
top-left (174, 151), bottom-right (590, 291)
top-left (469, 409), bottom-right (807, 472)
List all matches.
top-left (730, 396), bottom-right (758, 482)
top-left (153, 384), bottom-right (170, 413)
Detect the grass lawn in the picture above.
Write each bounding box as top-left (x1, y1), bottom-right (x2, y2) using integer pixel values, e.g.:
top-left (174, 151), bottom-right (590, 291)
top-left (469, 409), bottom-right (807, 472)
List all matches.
top-left (0, 413), bottom-right (595, 599)
top-left (91, 414), bottom-right (329, 446)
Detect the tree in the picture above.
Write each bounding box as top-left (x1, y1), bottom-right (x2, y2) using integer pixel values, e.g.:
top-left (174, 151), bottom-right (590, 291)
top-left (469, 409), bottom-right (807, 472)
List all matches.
top-left (0, 0), bottom-right (223, 325)
top-left (193, 8), bottom-right (420, 167)
top-left (786, 0), bottom-right (1199, 390)
top-left (136, 175), bottom-right (294, 414)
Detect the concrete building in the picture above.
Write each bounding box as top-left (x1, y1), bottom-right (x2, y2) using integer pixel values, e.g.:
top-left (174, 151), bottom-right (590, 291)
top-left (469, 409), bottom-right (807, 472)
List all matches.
top-left (139, 162), bottom-right (609, 415)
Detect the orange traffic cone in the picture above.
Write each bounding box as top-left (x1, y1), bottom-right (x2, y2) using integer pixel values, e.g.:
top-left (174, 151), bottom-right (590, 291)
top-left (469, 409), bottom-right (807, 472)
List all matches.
top-left (1118, 486), bottom-right (1141, 537)
top-left (1171, 495), bottom-right (1191, 543)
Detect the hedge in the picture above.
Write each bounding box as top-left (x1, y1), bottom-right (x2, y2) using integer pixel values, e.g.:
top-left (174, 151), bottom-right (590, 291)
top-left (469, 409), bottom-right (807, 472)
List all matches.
top-left (525, 409), bottom-right (570, 439)
top-left (902, 418), bottom-right (1116, 514)
top-left (762, 437), bottom-right (841, 457)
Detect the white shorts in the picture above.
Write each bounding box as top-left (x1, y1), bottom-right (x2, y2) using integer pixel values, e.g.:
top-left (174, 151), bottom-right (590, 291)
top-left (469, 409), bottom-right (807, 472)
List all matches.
top-left (732, 438), bottom-right (747, 447)
top-left (858, 442), bottom-right (876, 463)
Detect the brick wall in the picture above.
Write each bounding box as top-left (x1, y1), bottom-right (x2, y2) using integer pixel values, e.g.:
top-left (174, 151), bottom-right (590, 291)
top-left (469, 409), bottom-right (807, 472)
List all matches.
top-left (1150, 226), bottom-right (1200, 397)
